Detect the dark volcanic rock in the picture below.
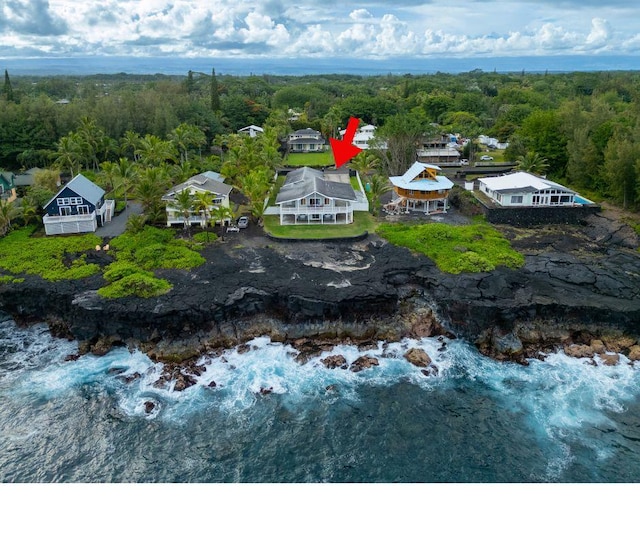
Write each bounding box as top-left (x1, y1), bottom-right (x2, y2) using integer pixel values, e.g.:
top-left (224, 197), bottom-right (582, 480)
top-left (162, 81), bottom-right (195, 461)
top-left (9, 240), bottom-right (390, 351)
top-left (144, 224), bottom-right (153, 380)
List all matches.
top-left (349, 355), bottom-right (379, 372)
top-left (404, 348), bottom-right (432, 368)
top-left (321, 354), bottom-right (348, 369)
top-left (0, 215), bottom-right (638, 363)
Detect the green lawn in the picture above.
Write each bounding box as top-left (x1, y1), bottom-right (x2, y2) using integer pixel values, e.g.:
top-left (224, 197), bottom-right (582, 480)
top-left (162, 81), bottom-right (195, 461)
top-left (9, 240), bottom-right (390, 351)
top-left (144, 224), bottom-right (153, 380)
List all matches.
top-left (376, 221), bottom-right (524, 274)
top-left (264, 212), bottom-right (375, 239)
top-left (285, 152), bottom-right (334, 167)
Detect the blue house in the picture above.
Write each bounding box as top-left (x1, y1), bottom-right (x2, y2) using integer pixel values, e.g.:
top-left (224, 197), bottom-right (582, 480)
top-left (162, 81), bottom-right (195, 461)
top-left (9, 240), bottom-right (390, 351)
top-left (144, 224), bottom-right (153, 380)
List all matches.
top-left (42, 174), bottom-right (114, 235)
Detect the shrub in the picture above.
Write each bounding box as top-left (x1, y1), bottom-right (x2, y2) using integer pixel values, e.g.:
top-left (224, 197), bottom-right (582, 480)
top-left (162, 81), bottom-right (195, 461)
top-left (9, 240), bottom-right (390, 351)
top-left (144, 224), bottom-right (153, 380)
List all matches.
top-left (376, 221), bottom-right (524, 274)
top-left (0, 227), bottom-right (102, 281)
top-left (103, 261), bottom-right (152, 283)
top-left (97, 273), bottom-right (172, 299)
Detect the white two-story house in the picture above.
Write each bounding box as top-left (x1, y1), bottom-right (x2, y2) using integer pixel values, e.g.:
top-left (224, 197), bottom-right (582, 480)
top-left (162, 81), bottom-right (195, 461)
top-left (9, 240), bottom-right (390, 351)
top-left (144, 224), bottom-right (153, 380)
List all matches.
top-left (275, 167), bottom-right (357, 225)
top-left (163, 171), bottom-right (233, 227)
top-left (287, 129), bottom-right (326, 153)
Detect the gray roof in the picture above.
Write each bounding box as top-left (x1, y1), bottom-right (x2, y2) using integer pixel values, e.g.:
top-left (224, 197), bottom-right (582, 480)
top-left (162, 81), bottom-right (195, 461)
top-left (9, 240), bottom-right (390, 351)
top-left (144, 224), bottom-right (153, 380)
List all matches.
top-left (43, 174), bottom-right (104, 209)
top-left (13, 167), bottom-right (42, 187)
top-left (276, 167), bottom-right (356, 204)
top-left (162, 172), bottom-right (232, 201)
top-left (288, 137), bottom-right (326, 145)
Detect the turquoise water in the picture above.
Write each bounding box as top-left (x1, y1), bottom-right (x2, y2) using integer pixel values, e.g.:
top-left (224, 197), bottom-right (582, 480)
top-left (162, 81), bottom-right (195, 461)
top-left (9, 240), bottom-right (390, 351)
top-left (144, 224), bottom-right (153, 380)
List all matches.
top-left (575, 195), bottom-right (594, 205)
top-left (1, 318), bottom-right (640, 483)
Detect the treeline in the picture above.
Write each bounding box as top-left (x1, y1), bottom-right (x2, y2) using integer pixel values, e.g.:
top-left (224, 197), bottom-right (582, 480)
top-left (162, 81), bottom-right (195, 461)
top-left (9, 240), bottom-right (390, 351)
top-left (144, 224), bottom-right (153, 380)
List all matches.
top-left (1, 68), bottom-right (640, 209)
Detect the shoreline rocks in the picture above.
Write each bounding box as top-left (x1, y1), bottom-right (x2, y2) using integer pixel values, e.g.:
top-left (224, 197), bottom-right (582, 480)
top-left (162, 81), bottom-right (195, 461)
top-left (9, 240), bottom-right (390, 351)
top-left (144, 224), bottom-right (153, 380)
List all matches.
top-left (0, 218), bottom-right (638, 365)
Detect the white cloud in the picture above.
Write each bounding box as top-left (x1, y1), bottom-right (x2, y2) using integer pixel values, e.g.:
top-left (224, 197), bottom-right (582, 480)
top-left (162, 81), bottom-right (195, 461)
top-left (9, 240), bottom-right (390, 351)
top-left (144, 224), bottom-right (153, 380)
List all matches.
top-left (0, 1), bottom-right (636, 59)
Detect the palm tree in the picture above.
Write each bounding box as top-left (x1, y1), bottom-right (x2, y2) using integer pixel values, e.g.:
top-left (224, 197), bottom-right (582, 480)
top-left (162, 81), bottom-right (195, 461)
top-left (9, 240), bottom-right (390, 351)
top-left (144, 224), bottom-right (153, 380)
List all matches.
top-left (366, 173), bottom-right (392, 215)
top-left (54, 133), bottom-right (83, 177)
top-left (351, 151), bottom-right (381, 178)
top-left (212, 204), bottom-right (235, 231)
top-left (516, 151), bottom-right (549, 176)
top-left (193, 191), bottom-right (214, 229)
top-left (120, 131), bottom-right (142, 161)
top-left (0, 199), bottom-right (20, 236)
top-left (136, 135), bottom-right (177, 167)
top-left (169, 123), bottom-right (207, 166)
top-left (170, 189), bottom-right (194, 229)
top-left (135, 167), bottom-right (167, 217)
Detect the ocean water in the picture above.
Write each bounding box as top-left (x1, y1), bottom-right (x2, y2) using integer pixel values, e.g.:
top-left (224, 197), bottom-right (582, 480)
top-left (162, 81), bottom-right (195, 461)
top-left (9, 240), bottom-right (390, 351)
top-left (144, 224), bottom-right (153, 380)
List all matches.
top-left (1, 317), bottom-right (639, 483)
top-left (3, 55), bottom-right (639, 76)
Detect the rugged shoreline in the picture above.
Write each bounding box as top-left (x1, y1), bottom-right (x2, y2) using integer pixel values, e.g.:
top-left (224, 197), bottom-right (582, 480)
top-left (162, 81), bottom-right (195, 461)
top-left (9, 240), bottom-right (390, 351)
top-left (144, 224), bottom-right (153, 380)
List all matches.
top-left (1, 212), bottom-right (639, 367)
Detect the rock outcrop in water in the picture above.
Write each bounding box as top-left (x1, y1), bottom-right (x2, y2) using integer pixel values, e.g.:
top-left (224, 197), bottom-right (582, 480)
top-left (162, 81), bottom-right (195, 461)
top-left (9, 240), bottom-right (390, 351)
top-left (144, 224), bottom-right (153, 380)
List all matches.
top-left (0, 212), bottom-right (638, 363)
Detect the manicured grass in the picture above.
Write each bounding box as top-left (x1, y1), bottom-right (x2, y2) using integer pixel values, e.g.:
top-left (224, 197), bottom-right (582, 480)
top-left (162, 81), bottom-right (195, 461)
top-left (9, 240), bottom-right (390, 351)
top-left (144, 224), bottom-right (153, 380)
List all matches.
top-left (285, 152), bottom-right (334, 167)
top-left (376, 221), bottom-right (524, 274)
top-left (0, 227), bottom-right (102, 281)
top-left (264, 212), bottom-right (375, 239)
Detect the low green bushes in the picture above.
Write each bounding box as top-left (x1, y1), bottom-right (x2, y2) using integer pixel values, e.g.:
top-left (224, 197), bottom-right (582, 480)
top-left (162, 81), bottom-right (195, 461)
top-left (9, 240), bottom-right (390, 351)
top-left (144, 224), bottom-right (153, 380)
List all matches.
top-left (376, 221), bottom-right (524, 274)
top-left (99, 226), bottom-right (205, 299)
top-left (0, 227), bottom-right (102, 281)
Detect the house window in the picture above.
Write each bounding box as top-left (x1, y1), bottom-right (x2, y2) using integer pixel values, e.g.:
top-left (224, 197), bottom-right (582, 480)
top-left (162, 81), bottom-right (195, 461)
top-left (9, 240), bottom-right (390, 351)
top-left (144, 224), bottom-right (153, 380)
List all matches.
top-left (300, 198), bottom-right (306, 205)
top-left (58, 198), bottom-right (70, 206)
top-left (70, 197), bottom-right (83, 205)
top-left (77, 205), bottom-right (90, 215)
top-left (560, 195), bottom-right (572, 203)
top-left (510, 195), bottom-right (523, 204)
top-left (59, 206), bottom-right (72, 216)
top-left (496, 193), bottom-right (502, 203)
top-left (325, 198), bottom-right (330, 205)
top-left (309, 198), bottom-right (321, 207)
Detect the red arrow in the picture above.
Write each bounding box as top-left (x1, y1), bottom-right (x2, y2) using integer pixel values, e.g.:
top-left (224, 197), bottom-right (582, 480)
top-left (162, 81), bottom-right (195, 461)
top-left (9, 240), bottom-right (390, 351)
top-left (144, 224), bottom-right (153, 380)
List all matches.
top-left (330, 116), bottom-right (362, 168)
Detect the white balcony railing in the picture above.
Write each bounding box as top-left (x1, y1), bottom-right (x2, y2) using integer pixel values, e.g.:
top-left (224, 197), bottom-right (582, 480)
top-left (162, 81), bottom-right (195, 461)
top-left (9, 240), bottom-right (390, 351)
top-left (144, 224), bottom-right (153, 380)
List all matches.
top-left (279, 205), bottom-right (352, 215)
top-left (43, 212), bottom-right (96, 224)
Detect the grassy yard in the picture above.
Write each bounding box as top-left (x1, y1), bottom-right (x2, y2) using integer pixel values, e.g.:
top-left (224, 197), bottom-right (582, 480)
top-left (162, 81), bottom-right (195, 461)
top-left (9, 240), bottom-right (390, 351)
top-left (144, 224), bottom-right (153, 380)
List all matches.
top-left (285, 152), bottom-right (334, 167)
top-left (264, 212), bottom-right (375, 239)
top-left (376, 221), bottom-right (524, 274)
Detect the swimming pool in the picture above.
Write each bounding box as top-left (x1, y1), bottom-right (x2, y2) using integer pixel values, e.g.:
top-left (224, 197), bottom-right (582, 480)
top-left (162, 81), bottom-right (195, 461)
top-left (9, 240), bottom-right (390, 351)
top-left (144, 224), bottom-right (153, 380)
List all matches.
top-left (575, 195), bottom-right (595, 205)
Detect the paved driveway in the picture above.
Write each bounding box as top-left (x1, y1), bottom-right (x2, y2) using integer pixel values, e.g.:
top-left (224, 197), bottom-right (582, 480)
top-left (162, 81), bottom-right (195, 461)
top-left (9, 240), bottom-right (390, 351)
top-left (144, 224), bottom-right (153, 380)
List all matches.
top-left (95, 202), bottom-right (143, 238)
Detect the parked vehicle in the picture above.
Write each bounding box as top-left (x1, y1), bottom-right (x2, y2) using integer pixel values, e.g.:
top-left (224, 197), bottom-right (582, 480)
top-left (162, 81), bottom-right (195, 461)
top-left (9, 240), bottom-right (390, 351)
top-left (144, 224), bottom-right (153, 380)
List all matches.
top-left (480, 155), bottom-right (494, 161)
top-left (460, 159), bottom-right (469, 165)
top-left (237, 216), bottom-right (249, 228)
top-left (226, 225), bottom-right (240, 232)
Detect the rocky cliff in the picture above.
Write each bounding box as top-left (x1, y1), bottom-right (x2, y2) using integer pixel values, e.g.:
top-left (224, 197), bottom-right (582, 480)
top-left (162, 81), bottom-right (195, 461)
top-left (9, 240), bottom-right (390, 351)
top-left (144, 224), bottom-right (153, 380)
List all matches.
top-left (1, 212), bottom-right (639, 363)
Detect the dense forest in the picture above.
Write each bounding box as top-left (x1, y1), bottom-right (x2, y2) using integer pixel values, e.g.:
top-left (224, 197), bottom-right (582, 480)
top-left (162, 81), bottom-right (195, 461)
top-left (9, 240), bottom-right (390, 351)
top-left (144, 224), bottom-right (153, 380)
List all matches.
top-left (1, 67), bottom-right (640, 215)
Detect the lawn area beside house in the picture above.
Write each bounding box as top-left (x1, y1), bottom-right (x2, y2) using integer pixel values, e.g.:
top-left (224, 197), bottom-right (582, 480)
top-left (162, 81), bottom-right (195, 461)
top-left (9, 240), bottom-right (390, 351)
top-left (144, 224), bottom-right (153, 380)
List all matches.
top-left (264, 212), bottom-right (375, 239)
top-left (285, 152), bottom-right (334, 167)
top-left (376, 220), bottom-right (524, 274)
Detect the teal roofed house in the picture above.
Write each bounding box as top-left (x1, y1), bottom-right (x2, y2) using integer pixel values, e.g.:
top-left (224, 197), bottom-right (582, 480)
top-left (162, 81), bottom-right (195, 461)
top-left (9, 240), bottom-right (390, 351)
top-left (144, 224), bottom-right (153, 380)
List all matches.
top-left (0, 171), bottom-right (17, 202)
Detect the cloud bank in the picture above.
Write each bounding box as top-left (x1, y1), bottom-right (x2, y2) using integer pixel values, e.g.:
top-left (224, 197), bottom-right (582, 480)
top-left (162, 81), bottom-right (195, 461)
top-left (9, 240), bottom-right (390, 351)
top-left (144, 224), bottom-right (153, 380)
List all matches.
top-left (0, 0), bottom-right (638, 59)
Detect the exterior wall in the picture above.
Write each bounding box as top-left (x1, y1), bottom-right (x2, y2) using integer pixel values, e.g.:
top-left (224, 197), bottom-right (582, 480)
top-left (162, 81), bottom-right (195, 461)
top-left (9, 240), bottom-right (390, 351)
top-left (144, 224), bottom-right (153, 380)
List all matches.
top-left (45, 186), bottom-right (98, 217)
top-left (288, 142), bottom-right (325, 152)
top-left (480, 203), bottom-right (601, 226)
top-left (479, 182), bottom-right (575, 207)
top-left (165, 188), bottom-right (230, 227)
top-left (43, 213), bottom-right (98, 235)
top-left (394, 186), bottom-right (451, 201)
top-left (278, 193), bottom-right (353, 224)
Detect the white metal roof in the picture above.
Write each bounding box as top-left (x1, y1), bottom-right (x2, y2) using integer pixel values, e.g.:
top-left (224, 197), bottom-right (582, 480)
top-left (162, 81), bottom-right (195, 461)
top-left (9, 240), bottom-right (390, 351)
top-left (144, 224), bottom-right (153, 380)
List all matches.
top-left (479, 172), bottom-right (575, 194)
top-left (389, 161), bottom-right (453, 192)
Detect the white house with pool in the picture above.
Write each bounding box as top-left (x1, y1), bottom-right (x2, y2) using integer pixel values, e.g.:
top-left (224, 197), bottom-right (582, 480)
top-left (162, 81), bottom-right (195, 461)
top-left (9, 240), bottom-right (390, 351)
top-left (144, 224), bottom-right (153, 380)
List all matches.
top-left (478, 172), bottom-right (586, 207)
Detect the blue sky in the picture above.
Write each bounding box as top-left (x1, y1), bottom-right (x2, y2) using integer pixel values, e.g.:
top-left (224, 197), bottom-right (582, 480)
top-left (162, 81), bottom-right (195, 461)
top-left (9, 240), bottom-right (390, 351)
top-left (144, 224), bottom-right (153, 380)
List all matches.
top-left (0, 0), bottom-right (638, 60)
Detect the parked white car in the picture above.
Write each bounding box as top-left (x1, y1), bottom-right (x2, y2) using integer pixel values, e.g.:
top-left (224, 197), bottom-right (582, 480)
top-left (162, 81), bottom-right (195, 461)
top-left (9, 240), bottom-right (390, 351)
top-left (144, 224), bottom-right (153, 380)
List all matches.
top-left (237, 216), bottom-right (249, 228)
top-left (460, 159), bottom-right (469, 165)
top-left (480, 155), bottom-right (494, 161)
top-left (226, 225), bottom-right (240, 232)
